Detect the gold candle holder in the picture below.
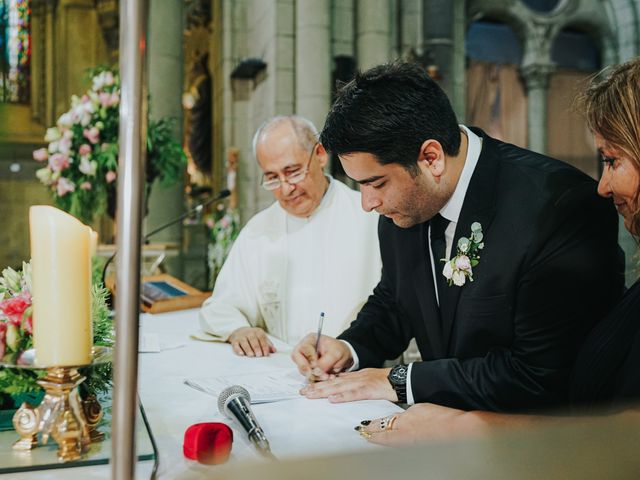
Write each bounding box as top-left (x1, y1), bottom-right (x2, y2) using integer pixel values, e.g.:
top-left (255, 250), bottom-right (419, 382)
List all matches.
top-left (3, 347), bottom-right (111, 462)
top-left (13, 367), bottom-right (90, 461)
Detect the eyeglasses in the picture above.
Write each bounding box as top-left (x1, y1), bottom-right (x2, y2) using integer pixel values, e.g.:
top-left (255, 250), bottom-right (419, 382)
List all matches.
top-left (260, 143), bottom-right (317, 191)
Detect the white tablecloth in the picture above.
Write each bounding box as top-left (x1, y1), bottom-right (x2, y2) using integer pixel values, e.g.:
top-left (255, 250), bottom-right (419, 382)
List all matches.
top-left (10, 308), bottom-right (402, 479)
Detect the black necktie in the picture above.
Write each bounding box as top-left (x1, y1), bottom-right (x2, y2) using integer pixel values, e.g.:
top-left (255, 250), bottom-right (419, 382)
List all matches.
top-left (430, 213), bottom-right (449, 304)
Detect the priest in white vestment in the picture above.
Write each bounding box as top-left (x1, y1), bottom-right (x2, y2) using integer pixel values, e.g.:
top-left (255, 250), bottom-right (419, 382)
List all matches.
top-left (199, 116), bottom-right (382, 356)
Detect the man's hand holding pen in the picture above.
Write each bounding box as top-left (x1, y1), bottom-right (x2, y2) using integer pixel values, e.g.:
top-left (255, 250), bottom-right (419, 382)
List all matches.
top-left (291, 333), bottom-right (354, 382)
top-left (291, 314), bottom-right (398, 403)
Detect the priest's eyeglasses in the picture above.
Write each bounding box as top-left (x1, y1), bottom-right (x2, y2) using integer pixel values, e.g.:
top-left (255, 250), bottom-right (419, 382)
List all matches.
top-left (260, 143), bottom-right (317, 191)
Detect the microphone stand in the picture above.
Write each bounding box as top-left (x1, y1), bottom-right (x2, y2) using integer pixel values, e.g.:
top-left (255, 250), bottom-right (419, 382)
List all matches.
top-left (101, 189), bottom-right (231, 296)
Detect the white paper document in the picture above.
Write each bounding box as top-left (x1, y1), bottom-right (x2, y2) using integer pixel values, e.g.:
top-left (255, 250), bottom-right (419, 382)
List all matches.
top-left (139, 333), bottom-right (186, 353)
top-left (184, 368), bottom-right (307, 403)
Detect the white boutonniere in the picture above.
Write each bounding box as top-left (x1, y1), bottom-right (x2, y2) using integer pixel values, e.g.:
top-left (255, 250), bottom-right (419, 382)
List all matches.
top-left (441, 222), bottom-right (484, 287)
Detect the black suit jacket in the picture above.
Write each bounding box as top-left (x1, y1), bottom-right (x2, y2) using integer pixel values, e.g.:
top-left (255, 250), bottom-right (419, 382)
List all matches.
top-left (339, 129), bottom-right (624, 412)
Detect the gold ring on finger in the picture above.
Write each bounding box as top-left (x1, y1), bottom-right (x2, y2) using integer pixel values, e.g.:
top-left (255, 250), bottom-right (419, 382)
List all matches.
top-left (380, 414), bottom-right (398, 431)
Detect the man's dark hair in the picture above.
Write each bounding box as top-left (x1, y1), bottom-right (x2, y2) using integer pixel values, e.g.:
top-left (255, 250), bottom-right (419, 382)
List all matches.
top-left (320, 62), bottom-right (460, 176)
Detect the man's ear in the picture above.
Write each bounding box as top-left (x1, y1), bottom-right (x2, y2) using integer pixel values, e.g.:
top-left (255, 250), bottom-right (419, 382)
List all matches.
top-left (316, 143), bottom-right (329, 168)
top-left (417, 139), bottom-right (446, 178)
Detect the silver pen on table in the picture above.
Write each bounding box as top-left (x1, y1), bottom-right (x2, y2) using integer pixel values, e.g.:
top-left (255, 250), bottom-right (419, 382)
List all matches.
top-left (314, 311), bottom-right (325, 354)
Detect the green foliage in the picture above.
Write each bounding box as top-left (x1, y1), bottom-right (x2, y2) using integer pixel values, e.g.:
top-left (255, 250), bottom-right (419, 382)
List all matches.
top-left (91, 284), bottom-right (114, 348)
top-left (0, 369), bottom-right (45, 409)
top-left (147, 118), bottom-right (187, 187)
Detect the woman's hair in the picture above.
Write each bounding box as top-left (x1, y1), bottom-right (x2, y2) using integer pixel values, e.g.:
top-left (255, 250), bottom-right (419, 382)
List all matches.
top-left (579, 58), bottom-right (640, 235)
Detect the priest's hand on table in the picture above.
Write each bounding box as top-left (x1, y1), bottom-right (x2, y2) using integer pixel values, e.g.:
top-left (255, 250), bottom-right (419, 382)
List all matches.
top-left (228, 326), bottom-right (276, 357)
top-left (291, 333), bottom-right (354, 381)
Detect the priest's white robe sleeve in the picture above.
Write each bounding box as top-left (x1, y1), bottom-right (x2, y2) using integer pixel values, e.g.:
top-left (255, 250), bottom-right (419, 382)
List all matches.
top-left (198, 228), bottom-right (264, 341)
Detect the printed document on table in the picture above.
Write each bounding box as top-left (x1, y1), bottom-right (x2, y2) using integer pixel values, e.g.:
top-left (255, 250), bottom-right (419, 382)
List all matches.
top-left (184, 368), bottom-right (307, 403)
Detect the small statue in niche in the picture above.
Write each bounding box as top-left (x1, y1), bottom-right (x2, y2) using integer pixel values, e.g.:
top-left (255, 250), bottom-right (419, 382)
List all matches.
top-left (183, 52), bottom-right (212, 174)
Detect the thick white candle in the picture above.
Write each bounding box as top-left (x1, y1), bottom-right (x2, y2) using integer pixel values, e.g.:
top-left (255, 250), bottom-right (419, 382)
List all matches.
top-left (30, 206), bottom-right (92, 366)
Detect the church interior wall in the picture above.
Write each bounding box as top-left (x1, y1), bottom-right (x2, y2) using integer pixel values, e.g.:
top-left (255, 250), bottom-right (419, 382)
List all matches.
top-left (2, 0), bottom-right (640, 283)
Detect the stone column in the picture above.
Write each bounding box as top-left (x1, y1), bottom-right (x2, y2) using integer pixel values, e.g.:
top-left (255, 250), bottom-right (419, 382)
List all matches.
top-left (520, 63), bottom-right (554, 155)
top-left (451, 0), bottom-right (466, 121)
top-left (332, 0), bottom-right (354, 58)
top-left (422, 0), bottom-right (466, 119)
top-left (356, 0), bottom-right (391, 69)
top-left (296, 0), bottom-right (331, 130)
top-left (146, 0), bottom-right (185, 277)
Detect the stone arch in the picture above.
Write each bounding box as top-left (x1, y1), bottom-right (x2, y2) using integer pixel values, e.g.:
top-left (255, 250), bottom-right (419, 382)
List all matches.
top-left (549, 2), bottom-right (617, 65)
top-left (466, 0), bottom-right (618, 155)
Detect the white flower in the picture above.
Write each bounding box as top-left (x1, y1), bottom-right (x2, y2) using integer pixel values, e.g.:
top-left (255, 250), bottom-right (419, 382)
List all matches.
top-left (21, 261), bottom-right (32, 293)
top-left (79, 156), bottom-right (97, 176)
top-left (92, 73), bottom-right (105, 91)
top-left (44, 127), bottom-right (61, 142)
top-left (57, 112), bottom-right (74, 128)
top-left (92, 71), bottom-right (115, 92)
top-left (36, 167), bottom-right (53, 185)
top-left (104, 71), bottom-right (115, 86)
top-left (442, 261), bottom-right (453, 280)
top-left (458, 237), bottom-right (470, 253)
top-left (72, 103), bottom-right (93, 126)
top-left (1, 267), bottom-right (22, 292)
top-left (58, 136), bottom-right (72, 155)
top-left (452, 270), bottom-right (466, 286)
top-left (471, 222), bottom-right (482, 233)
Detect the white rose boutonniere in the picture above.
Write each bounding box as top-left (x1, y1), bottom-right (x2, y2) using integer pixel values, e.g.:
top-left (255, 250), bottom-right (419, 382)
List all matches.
top-left (442, 222), bottom-right (484, 287)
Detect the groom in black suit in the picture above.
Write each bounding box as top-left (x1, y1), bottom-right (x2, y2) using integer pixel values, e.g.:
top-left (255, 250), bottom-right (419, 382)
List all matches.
top-left (292, 62), bottom-right (624, 411)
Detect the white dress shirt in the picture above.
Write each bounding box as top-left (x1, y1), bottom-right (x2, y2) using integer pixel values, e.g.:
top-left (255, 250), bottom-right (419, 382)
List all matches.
top-left (406, 125), bottom-right (482, 404)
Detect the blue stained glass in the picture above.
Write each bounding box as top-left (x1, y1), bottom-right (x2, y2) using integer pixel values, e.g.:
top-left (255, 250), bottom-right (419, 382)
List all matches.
top-left (1, 0), bottom-right (31, 103)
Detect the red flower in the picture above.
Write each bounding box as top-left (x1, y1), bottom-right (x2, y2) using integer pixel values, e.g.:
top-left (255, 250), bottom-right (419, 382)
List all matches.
top-left (0, 294), bottom-right (32, 327)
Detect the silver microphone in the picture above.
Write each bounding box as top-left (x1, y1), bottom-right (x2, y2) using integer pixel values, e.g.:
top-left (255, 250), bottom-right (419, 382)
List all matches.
top-left (217, 386), bottom-right (274, 458)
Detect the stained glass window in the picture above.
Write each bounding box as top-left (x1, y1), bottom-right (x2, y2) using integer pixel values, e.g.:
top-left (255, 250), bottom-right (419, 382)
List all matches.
top-left (0, 0), bottom-right (31, 103)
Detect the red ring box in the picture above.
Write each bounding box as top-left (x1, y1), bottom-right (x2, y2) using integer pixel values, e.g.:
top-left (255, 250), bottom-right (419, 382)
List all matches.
top-left (183, 422), bottom-right (233, 465)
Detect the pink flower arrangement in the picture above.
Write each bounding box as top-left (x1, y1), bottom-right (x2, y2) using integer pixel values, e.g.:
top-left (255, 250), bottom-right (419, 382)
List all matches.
top-left (33, 68), bottom-right (121, 225)
top-left (34, 67), bottom-right (186, 225)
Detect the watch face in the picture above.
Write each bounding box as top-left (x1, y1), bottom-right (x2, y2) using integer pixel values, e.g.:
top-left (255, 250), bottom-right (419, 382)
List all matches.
top-left (389, 365), bottom-right (408, 384)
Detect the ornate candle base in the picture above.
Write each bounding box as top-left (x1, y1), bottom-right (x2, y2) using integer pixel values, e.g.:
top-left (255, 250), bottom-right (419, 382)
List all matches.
top-left (2, 347), bottom-right (112, 463)
top-left (13, 367), bottom-right (90, 461)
